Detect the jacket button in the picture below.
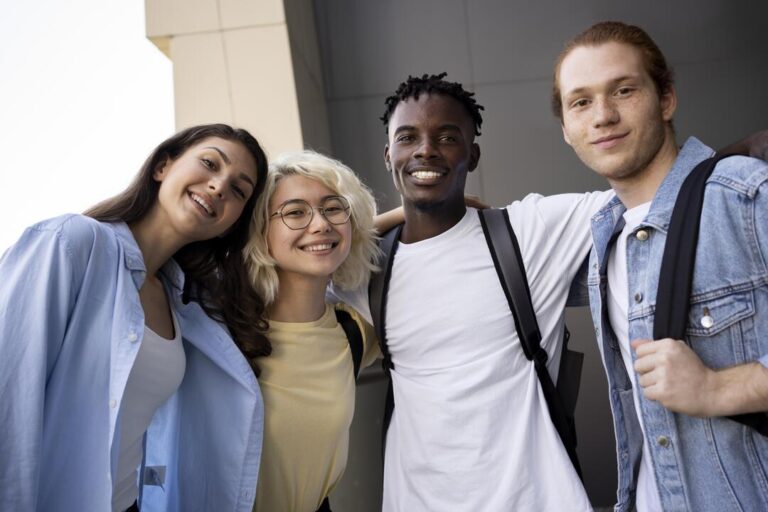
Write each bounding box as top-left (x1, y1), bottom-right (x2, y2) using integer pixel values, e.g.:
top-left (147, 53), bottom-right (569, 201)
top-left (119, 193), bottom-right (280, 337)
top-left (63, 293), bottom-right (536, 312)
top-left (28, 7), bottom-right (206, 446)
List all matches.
top-left (634, 292), bottom-right (643, 303)
top-left (109, 399), bottom-right (117, 409)
top-left (636, 230), bottom-right (649, 241)
top-left (657, 435), bottom-right (670, 447)
top-left (128, 332), bottom-right (138, 342)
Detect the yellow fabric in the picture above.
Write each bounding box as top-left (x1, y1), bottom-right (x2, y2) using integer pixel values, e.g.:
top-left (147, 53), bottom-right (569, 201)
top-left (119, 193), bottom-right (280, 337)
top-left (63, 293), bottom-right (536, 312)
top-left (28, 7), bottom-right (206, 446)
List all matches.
top-left (254, 303), bottom-right (378, 512)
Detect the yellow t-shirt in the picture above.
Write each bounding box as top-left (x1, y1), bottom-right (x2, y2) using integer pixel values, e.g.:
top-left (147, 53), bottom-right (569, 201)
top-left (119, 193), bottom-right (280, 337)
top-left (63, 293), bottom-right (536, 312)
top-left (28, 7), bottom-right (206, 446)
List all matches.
top-left (254, 303), bottom-right (379, 512)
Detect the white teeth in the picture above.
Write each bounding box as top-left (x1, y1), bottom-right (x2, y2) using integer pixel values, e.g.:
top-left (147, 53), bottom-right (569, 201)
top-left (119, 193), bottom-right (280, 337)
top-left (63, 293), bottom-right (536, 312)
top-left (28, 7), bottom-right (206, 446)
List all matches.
top-left (191, 193), bottom-right (214, 216)
top-left (412, 171), bottom-right (441, 179)
top-left (303, 243), bottom-right (333, 252)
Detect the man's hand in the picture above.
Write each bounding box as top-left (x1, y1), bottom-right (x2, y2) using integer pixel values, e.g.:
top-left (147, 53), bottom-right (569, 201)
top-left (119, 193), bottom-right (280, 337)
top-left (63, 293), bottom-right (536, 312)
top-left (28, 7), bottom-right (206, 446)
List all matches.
top-left (717, 129), bottom-right (768, 160)
top-left (632, 338), bottom-right (715, 416)
top-left (633, 338), bottom-right (768, 417)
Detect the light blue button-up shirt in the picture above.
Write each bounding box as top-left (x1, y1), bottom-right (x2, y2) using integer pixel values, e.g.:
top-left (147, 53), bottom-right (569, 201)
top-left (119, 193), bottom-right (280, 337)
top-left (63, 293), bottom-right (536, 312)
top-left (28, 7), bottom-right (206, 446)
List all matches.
top-left (0, 215), bottom-right (263, 511)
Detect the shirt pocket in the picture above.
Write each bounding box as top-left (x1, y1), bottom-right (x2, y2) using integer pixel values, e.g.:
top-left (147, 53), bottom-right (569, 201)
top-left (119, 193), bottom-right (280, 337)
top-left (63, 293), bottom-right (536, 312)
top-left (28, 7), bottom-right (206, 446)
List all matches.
top-left (684, 288), bottom-right (756, 367)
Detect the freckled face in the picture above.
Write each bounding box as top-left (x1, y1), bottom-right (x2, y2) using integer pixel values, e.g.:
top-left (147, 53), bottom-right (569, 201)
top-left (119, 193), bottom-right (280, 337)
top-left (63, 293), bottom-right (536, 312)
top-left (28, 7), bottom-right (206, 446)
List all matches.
top-left (385, 94), bottom-right (479, 213)
top-left (559, 42), bottom-right (676, 183)
top-left (266, 175), bottom-right (352, 287)
top-left (153, 137), bottom-right (258, 243)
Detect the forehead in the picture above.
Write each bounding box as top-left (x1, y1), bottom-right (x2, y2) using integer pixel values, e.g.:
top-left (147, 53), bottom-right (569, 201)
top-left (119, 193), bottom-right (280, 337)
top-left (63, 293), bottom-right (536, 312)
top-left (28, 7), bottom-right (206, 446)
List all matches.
top-left (270, 174), bottom-right (336, 205)
top-left (558, 42), bottom-right (647, 95)
top-left (190, 136), bottom-right (258, 176)
top-left (388, 93), bottom-right (474, 135)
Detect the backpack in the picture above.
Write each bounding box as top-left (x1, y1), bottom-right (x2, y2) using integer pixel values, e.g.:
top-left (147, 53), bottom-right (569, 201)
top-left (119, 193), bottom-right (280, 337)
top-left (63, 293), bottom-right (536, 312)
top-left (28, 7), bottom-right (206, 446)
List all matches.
top-left (368, 209), bottom-right (584, 477)
top-left (654, 154), bottom-right (768, 436)
top-left (336, 308), bottom-right (363, 379)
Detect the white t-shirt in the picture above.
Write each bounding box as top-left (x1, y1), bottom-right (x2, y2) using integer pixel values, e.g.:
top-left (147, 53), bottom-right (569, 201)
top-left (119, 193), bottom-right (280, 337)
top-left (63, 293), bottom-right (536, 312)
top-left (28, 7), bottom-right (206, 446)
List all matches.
top-left (606, 201), bottom-right (662, 512)
top-left (332, 191), bottom-right (612, 511)
top-left (112, 311), bottom-right (186, 512)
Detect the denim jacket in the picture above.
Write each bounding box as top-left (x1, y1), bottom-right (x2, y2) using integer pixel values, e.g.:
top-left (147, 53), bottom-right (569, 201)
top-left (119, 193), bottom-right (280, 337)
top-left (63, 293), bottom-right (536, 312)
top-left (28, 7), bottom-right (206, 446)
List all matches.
top-left (0, 215), bottom-right (263, 511)
top-left (588, 138), bottom-right (768, 512)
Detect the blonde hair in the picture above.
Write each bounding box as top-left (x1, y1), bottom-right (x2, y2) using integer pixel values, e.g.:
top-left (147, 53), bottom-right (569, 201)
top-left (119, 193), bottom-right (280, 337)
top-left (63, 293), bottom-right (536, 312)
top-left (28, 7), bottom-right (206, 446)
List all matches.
top-left (244, 150), bottom-right (380, 305)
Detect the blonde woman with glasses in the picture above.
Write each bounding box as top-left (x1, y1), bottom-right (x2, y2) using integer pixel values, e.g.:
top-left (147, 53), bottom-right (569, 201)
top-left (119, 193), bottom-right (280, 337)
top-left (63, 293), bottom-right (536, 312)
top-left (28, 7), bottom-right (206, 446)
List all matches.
top-left (244, 150), bottom-right (405, 512)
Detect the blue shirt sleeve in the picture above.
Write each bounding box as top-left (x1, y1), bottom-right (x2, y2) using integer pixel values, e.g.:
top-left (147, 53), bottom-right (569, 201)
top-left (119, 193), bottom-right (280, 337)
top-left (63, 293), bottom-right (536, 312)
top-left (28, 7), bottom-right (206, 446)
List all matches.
top-left (0, 220), bottom-right (84, 509)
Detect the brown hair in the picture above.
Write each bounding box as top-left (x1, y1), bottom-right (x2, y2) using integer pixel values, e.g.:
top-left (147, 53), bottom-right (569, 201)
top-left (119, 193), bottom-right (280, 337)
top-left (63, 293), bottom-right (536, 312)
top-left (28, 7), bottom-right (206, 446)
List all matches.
top-left (551, 21), bottom-right (674, 120)
top-left (85, 123), bottom-right (272, 375)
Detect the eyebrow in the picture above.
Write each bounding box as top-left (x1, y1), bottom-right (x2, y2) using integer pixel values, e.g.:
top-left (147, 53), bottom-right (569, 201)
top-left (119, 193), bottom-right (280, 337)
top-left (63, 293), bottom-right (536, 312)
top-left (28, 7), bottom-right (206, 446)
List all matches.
top-left (205, 146), bottom-right (256, 188)
top-left (564, 75), bottom-right (640, 99)
top-left (281, 194), bottom-right (342, 205)
top-left (204, 146), bottom-right (231, 165)
top-left (239, 173), bottom-right (256, 189)
top-left (393, 123), bottom-right (463, 136)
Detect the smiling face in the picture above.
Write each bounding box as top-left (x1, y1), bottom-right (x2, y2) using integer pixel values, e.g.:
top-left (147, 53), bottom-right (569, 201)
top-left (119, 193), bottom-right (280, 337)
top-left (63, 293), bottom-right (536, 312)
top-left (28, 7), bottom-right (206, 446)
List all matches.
top-left (152, 136), bottom-right (259, 244)
top-left (266, 175), bottom-right (352, 288)
top-left (558, 42), bottom-right (677, 185)
top-left (384, 93), bottom-right (479, 215)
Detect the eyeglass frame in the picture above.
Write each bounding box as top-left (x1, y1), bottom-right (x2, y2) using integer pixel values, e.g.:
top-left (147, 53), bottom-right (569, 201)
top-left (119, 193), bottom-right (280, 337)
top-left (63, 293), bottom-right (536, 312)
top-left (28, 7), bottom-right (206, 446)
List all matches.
top-left (268, 195), bottom-right (352, 230)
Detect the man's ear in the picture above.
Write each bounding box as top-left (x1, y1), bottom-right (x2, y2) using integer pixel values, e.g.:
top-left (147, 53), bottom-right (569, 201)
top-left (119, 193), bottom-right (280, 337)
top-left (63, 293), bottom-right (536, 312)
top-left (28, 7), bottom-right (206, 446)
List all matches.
top-left (469, 142), bottom-right (481, 173)
top-left (383, 144), bottom-right (392, 172)
top-left (661, 86), bottom-right (677, 122)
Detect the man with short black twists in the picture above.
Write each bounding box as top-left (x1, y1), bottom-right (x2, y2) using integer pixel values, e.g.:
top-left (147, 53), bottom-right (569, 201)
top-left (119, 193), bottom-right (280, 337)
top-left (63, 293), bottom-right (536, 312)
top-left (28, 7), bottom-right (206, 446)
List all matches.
top-left (333, 72), bottom-right (610, 511)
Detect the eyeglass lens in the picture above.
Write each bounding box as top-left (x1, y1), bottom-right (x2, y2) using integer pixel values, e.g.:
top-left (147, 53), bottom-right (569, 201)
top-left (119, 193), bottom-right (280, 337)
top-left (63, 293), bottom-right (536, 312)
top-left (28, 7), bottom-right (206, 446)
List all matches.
top-left (279, 196), bottom-right (349, 229)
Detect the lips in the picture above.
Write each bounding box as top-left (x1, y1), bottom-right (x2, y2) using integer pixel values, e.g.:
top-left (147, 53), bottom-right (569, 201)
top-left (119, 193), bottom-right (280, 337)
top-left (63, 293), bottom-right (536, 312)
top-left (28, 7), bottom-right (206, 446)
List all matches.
top-left (591, 132), bottom-right (628, 149)
top-left (406, 166), bottom-right (446, 183)
top-left (189, 191), bottom-right (216, 217)
top-left (300, 240), bottom-right (338, 253)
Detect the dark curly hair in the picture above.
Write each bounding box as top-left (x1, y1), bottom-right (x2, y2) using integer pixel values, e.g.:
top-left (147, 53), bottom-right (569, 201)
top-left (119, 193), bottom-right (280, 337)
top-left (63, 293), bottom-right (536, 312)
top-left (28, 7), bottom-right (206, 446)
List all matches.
top-left (85, 123), bottom-right (272, 375)
top-left (381, 72), bottom-right (485, 136)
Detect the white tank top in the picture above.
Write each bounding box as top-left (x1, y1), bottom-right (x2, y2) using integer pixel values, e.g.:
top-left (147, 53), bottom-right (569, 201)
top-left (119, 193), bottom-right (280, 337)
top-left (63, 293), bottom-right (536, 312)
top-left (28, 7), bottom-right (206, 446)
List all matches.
top-left (112, 309), bottom-right (186, 512)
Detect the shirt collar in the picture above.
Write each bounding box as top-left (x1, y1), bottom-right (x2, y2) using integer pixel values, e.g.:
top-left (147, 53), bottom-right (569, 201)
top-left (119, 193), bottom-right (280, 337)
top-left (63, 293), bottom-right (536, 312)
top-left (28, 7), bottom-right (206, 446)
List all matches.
top-left (105, 221), bottom-right (186, 293)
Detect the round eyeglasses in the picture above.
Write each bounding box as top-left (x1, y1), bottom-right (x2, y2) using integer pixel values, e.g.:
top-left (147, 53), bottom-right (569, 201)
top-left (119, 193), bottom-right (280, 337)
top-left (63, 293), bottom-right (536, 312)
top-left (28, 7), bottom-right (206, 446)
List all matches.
top-left (269, 196), bottom-right (351, 230)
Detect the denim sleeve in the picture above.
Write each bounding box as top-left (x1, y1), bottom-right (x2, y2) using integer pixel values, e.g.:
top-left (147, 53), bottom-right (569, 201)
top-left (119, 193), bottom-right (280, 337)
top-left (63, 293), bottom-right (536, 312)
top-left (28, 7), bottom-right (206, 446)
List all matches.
top-left (0, 223), bottom-right (82, 509)
top-left (755, 171), bottom-right (768, 366)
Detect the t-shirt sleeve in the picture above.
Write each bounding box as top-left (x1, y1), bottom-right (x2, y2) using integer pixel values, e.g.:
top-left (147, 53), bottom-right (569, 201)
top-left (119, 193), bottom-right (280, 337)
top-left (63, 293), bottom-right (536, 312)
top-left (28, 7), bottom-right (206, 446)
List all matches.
top-left (506, 190), bottom-right (613, 288)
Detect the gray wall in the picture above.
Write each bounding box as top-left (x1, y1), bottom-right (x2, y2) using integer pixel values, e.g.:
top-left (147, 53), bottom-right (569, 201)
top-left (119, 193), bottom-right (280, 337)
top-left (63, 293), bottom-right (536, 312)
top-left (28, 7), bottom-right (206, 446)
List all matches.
top-left (315, 0), bottom-right (768, 508)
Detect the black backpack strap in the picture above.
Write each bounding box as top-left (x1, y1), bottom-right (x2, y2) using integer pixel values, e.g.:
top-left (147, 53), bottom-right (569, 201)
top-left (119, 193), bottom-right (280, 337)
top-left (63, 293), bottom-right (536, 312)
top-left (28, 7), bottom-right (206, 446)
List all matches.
top-left (479, 208), bottom-right (583, 478)
top-left (654, 154), bottom-right (768, 436)
top-left (335, 308), bottom-right (363, 379)
top-left (368, 224), bottom-right (403, 458)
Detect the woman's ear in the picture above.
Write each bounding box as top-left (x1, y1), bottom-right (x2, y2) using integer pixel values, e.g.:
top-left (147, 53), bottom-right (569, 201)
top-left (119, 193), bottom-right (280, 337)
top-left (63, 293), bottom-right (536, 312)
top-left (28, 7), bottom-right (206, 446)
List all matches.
top-left (153, 158), bottom-right (170, 182)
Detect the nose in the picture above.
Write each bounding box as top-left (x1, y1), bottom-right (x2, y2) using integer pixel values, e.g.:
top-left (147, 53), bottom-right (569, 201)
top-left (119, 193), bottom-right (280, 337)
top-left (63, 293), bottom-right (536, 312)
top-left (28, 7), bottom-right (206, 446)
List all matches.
top-left (414, 137), bottom-right (439, 160)
top-left (207, 177), bottom-right (225, 198)
top-left (307, 207), bottom-right (332, 233)
top-left (593, 96), bottom-right (619, 128)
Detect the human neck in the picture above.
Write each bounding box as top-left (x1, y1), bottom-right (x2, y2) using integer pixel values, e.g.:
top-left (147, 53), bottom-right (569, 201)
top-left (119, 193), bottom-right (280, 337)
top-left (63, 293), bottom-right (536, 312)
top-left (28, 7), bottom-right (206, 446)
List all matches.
top-left (401, 201), bottom-right (466, 244)
top-left (268, 272), bottom-right (328, 323)
top-left (610, 132), bottom-right (679, 209)
top-left (129, 213), bottom-right (185, 277)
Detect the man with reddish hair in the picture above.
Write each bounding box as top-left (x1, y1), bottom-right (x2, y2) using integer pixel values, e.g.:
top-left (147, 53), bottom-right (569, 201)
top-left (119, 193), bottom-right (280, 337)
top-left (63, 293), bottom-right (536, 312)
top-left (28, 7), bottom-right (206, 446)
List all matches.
top-left (555, 21), bottom-right (768, 511)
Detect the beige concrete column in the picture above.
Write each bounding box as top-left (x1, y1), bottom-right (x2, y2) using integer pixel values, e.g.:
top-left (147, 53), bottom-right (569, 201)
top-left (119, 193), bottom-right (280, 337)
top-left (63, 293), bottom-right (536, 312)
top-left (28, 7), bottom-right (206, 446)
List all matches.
top-left (145, 0), bottom-right (330, 158)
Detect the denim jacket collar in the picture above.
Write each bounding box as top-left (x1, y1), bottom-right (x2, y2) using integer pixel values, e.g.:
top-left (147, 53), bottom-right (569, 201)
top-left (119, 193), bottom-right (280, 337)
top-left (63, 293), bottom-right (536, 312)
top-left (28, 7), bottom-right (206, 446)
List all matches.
top-left (642, 137), bottom-right (715, 232)
top-left (591, 137), bottom-right (715, 231)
